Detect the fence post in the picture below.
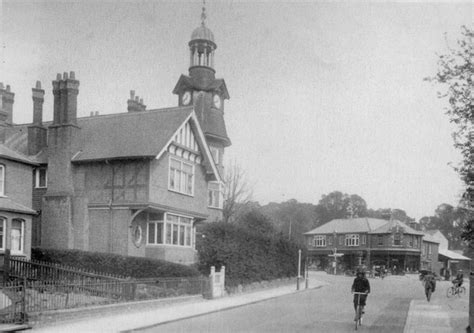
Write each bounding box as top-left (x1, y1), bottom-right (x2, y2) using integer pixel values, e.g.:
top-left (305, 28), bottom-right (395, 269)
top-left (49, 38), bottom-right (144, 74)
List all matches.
top-left (20, 276), bottom-right (27, 324)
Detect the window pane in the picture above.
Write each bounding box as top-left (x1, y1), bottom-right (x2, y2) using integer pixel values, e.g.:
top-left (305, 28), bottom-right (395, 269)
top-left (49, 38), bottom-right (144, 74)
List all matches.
top-left (156, 223), bottom-right (163, 244)
top-left (148, 223), bottom-right (155, 244)
top-left (166, 223), bottom-right (172, 244)
top-left (185, 226), bottom-right (191, 246)
top-left (0, 219), bottom-right (4, 249)
top-left (172, 224), bottom-right (178, 245)
top-left (11, 220), bottom-right (22, 252)
top-left (179, 225), bottom-right (185, 246)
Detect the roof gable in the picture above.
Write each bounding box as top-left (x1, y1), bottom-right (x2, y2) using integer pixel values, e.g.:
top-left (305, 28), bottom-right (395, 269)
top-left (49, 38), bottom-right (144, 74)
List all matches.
top-left (369, 219), bottom-right (424, 235)
top-left (156, 112), bottom-right (222, 182)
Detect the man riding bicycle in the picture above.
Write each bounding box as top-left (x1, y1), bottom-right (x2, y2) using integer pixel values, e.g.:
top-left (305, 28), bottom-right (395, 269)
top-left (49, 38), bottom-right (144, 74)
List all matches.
top-left (452, 270), bottom-right (464, 288)
top-left (351, 269), bottom-right (371, 321)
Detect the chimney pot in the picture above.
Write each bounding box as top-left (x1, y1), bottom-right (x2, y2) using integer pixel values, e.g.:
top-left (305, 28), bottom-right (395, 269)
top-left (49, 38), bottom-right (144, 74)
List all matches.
top-left (139, 98), bottom-right (143, 104)
top-left (36, 81), bottom-right (42, 89)
top-left (70, 71), bottom-right (75, 79)
top-left (130, 90), bottom-right (135, 99)
top-left (135, 96), bottom-right (139, 102)
top-left (6, 85), bottom-right (10, 92)
top-left (95, 111), bottom-right (99, 116)
top-left (56, 73), bottom-right (61, 80)
top-left (63, 72), bottom-right (68, 80)
top-left (0, 83), bottom-right (3, 90)
top-left (90, 111), bottom-right (94, 116)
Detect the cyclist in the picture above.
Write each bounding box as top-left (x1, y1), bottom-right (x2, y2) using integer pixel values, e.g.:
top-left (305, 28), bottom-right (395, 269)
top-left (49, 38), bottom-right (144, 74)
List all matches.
top-left (351, 269), bottom-right (371, 321)
top-left (452, 270), bottom-right (464, 288)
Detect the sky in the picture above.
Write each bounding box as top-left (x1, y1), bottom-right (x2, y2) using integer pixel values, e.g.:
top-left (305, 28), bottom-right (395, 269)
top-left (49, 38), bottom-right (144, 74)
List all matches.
top-left (1, 1), bottom-right (470, 220)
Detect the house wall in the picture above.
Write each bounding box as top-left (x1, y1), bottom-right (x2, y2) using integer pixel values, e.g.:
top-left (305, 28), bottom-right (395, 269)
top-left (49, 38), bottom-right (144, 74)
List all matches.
top-left (2, 159), bottom-right (33, 208)
top-left (149, 152), bottom-right (209, 217)
top-left (88, 208), bottom-right (130, 256)
top-left (0, 159), bottom-right (35, 259)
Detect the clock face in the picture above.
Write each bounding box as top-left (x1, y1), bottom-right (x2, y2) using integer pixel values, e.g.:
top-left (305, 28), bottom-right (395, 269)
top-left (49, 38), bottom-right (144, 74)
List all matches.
top-left (213, 94), bottom-right (221, 109)
top-left (182, 91), bottom-right (191, 105)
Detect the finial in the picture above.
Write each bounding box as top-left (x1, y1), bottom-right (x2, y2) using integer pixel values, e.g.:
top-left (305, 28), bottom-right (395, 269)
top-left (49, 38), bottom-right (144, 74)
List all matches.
top-left (201, 0), bottom-right (206, 26)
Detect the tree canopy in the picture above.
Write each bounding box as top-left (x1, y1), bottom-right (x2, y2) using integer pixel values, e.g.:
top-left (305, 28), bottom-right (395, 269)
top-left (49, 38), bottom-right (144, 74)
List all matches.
top-left (425, 26), bottom-right (473, 245)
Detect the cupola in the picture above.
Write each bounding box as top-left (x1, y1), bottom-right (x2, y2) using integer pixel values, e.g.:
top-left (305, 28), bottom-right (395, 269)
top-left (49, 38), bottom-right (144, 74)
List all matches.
top-left (188, 4), bottom-right (216, 86)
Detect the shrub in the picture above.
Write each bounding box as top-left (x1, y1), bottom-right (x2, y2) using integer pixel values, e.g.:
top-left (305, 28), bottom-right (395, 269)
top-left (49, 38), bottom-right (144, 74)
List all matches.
top-left (31, 247), bottom-right (200, 279)
top-left (196, 222), bottom-right (300, 287)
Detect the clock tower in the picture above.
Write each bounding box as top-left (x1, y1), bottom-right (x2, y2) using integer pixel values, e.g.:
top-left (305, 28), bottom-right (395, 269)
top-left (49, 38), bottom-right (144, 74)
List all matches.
top-left (173, 4), bottom-right (231, 174)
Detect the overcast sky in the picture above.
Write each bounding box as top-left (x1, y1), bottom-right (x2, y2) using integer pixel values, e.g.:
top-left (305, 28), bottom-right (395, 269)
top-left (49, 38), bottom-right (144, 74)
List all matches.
top-left (1, 1), bottom-right (470, 220)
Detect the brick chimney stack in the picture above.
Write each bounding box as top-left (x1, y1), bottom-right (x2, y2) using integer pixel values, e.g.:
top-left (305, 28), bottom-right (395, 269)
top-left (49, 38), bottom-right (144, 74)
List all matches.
top-left (52, 71), bottom-right (79, 125)
top-left (28, 81), bottom-right (47, 155)
top-left (127, 90), bottom-right (146, 112)
top-left (0, 83), bottom-right (14, 124)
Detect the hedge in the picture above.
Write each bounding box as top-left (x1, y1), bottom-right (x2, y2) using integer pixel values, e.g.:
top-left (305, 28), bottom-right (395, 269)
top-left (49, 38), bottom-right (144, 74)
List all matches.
top-left (31, 247), bottom-right (200, 279)
top-left (196, 222), bottom-right (301, 287)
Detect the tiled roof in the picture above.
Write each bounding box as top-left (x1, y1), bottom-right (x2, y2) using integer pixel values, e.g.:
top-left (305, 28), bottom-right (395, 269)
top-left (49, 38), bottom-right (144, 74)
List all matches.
top-left (304, 218), bottom-right (388, 235)
top-left (0, 144), bottom-right (38, 165)
top-left (0, 197), bottom-right (36, 215)
top-left (369, 219), bottom-right (425, 235)
top-left (72, 107), bottom-right (193, 162)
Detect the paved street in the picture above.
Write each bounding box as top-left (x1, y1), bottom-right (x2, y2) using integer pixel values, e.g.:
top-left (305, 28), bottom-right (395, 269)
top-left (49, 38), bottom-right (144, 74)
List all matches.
top-left (133, 273), bottom-right (468, 333)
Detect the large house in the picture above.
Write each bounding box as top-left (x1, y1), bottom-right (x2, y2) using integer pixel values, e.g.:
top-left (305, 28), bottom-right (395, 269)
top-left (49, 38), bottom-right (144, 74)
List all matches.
top-left (0, 11), bottom-right (230, 265)
top-left (305, 218), bottom-right (431, 273)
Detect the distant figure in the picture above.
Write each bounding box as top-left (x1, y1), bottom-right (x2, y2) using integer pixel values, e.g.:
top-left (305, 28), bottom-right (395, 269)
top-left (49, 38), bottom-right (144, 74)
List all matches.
top-left (424, 272), bottom-right (436, 302)
top-left (351, 269), bottom-right (371, 321)
top-left (445, 269), bottom-right (451, 281)
top-left (452, 270), bottom-right (464, 288)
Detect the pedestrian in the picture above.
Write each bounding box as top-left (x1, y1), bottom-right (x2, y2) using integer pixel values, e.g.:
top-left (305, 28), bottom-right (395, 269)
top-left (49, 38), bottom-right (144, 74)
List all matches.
top-left (351, 269), bottom-right (371, 321)
top-left (424, 272), bottom-right (436, 302)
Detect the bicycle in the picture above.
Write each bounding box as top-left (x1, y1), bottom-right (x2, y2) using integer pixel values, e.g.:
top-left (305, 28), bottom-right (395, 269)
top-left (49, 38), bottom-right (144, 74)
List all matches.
top-left (446, 284), bottom-right (466, 298)
top-left (353, 292), bottom-right (367, 330)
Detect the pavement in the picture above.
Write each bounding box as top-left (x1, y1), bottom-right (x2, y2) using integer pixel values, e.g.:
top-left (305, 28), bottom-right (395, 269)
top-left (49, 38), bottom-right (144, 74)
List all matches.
top-left (0, 271), bottom-right (468, 332)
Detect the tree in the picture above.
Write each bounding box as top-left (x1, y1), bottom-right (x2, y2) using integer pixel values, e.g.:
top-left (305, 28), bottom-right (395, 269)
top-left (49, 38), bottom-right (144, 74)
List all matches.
top-left (419, 203), bottom-right (470, 250)
top-left (222, 161), bottom-right (253, 223)
top-left (315, 191), bottom-right (368, 224)
top-left (425, 26), bottom-right (473, 244)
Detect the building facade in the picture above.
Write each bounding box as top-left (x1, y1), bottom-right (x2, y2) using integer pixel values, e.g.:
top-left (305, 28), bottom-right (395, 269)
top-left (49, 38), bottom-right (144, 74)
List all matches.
top-left (305, 218), bottom-right (428, 273)
top-left (0, 12), bottom-right (230, 265)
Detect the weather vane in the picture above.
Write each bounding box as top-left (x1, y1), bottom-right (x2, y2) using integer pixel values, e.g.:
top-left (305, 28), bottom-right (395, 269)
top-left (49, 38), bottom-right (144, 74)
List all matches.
top-left (201, 0), bottom-right (207, 26)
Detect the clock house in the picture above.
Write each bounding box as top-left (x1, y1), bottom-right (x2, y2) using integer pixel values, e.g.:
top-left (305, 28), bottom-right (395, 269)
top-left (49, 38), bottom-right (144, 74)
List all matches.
top-left (0, 6), bottom-right (231, 265)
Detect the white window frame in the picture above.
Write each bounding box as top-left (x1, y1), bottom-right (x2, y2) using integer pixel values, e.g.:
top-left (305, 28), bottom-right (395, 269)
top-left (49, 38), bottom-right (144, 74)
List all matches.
top-left (394, 232), bottom-right (402, 246)
top-left (10, 219), bottom-right (24, 254)
top-left (344, 234), bottom-right (360, 247)
top-left (0, 217), bottom-right (5, 251)
top-left (147, 215), bottom-right (164, 245)
top-left (0, 165), bottom-right (5, 196)
top-left (164, 213), bottom-right (194, 248)
top-left (314, 235), bottom-right (326, 247)
top-left (34, 168), bottom-right (47, 188)
top-left (168, 157), bottom-right (194, 196)
top-left (208, 181), bottom-right (223, 209)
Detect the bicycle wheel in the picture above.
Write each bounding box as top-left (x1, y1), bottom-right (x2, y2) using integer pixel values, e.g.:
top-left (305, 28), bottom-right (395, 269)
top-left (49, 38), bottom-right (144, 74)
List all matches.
top-left (355, 305), bottom-right (361, 330)
top-left (446, 287), bottom-right (454, 298)
top-left (458, 286), bottom-right (466, 297)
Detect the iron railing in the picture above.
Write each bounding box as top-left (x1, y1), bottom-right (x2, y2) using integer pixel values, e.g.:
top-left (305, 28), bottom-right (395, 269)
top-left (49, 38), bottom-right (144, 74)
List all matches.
top-left (0, 276), bottom-right (210, 323)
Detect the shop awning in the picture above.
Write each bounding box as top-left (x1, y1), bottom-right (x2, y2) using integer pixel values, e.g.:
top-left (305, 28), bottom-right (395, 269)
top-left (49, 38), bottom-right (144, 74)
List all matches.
top-left (438, 249), bottom-right (471, 261)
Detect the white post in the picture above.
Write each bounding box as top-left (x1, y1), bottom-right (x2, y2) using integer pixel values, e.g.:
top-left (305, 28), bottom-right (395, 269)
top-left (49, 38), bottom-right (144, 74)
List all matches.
top-left (297, 249), bottom-right (302, 290)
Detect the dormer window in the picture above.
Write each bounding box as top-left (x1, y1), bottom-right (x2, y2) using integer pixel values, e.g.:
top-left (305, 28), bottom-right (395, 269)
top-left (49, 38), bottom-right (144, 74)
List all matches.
top-left (35, 168), bottom-right (47, 188)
